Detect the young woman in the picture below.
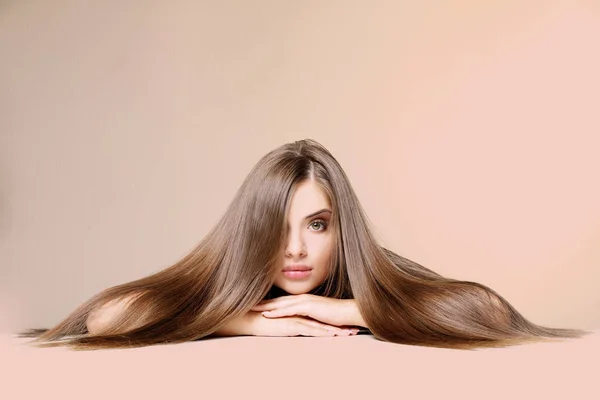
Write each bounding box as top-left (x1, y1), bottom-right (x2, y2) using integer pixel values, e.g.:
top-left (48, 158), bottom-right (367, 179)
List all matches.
top-left (18, 139), bottom-right (591, 351)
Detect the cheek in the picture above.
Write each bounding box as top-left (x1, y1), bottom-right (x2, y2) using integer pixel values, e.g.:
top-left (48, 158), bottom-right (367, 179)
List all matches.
top-left (310, 235), bottom-right (334, 262)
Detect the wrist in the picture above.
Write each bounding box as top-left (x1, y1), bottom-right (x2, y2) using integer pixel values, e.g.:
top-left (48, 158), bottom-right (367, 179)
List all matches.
top-left (243, 311), bottom-right (262, 336)
top-left (346, 299), bottom-right (368, 328)
top-left (213, 311), bottom-right (258, 336)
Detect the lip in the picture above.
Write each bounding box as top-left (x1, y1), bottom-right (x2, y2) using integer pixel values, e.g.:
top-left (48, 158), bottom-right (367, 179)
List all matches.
top-left (283, 270), bottom-right (312, 279)
top-left (282, 265), bottom-right (313, 271)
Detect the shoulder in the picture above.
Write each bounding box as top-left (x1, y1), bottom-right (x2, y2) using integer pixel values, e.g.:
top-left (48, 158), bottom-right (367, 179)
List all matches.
top-left (86, 293), bottom-right (141, 334)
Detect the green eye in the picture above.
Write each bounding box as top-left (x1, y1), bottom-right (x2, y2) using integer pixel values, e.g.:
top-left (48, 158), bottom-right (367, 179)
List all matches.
top-left (309, 220), bottom-right (328, 231)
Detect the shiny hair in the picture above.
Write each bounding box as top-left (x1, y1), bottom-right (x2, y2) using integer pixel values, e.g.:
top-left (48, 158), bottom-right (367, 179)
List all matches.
top-left (17, 139), bottom-right (591, 350)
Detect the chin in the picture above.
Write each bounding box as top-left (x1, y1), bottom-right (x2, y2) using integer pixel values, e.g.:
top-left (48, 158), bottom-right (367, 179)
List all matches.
top-left (285, 287), bottom-right (311, 295)
top-left (275, 282), bottom-right (314, 295)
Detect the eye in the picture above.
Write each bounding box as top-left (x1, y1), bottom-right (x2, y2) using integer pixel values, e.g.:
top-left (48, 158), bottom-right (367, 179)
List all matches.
top-left (308, 219), bottom-right (328, 231)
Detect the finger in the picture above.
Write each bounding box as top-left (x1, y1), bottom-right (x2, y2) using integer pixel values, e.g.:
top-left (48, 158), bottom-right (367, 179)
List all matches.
top-left (301, 319), bottom-right (354, 336)
top-left (301, 318), bottom-right (341, 331)
top-left (299, 321), bottom-right (349, 337)
top-left (298, 324), bottom-right (337, 337)
top-left (252, 296), bottom-right (306, 311)
top-left (261, 304), bottom-right (307, 318)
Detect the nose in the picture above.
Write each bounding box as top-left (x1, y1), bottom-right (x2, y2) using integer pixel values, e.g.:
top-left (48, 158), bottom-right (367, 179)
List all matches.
top-left (285, 229), bottom-right (306, 258)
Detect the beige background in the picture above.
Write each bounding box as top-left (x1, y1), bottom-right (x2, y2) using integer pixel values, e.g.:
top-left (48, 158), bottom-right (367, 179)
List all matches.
top-left (1, 0), bottom-right (599, 336)
top-left (1, 2), bottom-right (600, 400)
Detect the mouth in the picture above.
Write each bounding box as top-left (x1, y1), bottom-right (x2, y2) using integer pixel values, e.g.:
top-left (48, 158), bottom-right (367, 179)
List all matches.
top-left (282, 270), bottom-right (312, 279)
top-left (282, 265), bottom-right (313, 272)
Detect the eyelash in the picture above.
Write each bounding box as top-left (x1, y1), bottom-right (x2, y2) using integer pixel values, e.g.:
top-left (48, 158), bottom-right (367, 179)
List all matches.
top-left (309, 219), bottom-right (328, 231)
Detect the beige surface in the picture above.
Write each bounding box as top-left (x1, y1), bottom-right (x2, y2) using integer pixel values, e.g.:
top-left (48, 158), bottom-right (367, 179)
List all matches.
top-left (1, 0), bottom-right (599, 359)
top-left (2, 331), bottom-right (599, 399)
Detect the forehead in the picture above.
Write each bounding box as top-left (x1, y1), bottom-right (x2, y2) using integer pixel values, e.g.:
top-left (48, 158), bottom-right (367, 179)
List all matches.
top-left (287, 180), bottom-right (330, 217)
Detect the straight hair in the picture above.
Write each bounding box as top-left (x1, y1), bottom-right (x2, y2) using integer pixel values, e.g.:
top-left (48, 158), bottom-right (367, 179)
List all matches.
top-left (17, 139), bottom-right (592, 350)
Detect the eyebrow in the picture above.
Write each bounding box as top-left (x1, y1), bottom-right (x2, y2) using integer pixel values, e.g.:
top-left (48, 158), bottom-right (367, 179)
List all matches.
top-left (304, 209), bottom-right (332, 220)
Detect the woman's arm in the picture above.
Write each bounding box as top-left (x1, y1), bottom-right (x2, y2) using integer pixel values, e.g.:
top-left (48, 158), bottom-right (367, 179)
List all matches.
top-left (211, 312), bottom-right (259, 336)
top-left (212, 310), bottom-right (359, 337)
top-left (250, 295), bottom-right (369, 330)
top-left (345, 299), bottom-right (369, 329)
top-left (88, 299), bottom-right (363, 338)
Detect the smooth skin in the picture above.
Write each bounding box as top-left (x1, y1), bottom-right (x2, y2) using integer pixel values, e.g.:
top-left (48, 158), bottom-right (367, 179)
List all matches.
top-left (87, 179), bottom-right (368, 337)
top-left (216, 178), bottom-right (367, 337)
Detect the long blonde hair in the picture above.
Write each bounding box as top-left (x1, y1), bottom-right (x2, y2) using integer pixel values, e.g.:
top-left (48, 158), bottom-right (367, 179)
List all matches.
top-left (17, 139), bottom-right (591, 350)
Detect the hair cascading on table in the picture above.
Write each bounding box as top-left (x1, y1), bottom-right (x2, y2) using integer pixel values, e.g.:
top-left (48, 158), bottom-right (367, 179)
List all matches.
top-left (18, 139), bottom-right (592, 350)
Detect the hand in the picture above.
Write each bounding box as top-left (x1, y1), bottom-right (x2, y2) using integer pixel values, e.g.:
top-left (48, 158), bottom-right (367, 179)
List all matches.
top-left (250, 294), bottom-right (358, 328)
top-left (247, 311), bottom-right (359, 337)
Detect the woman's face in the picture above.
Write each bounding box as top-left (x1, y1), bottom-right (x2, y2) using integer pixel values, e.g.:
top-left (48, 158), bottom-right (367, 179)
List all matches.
top-left (273, 179), bottom-right (335, 295)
